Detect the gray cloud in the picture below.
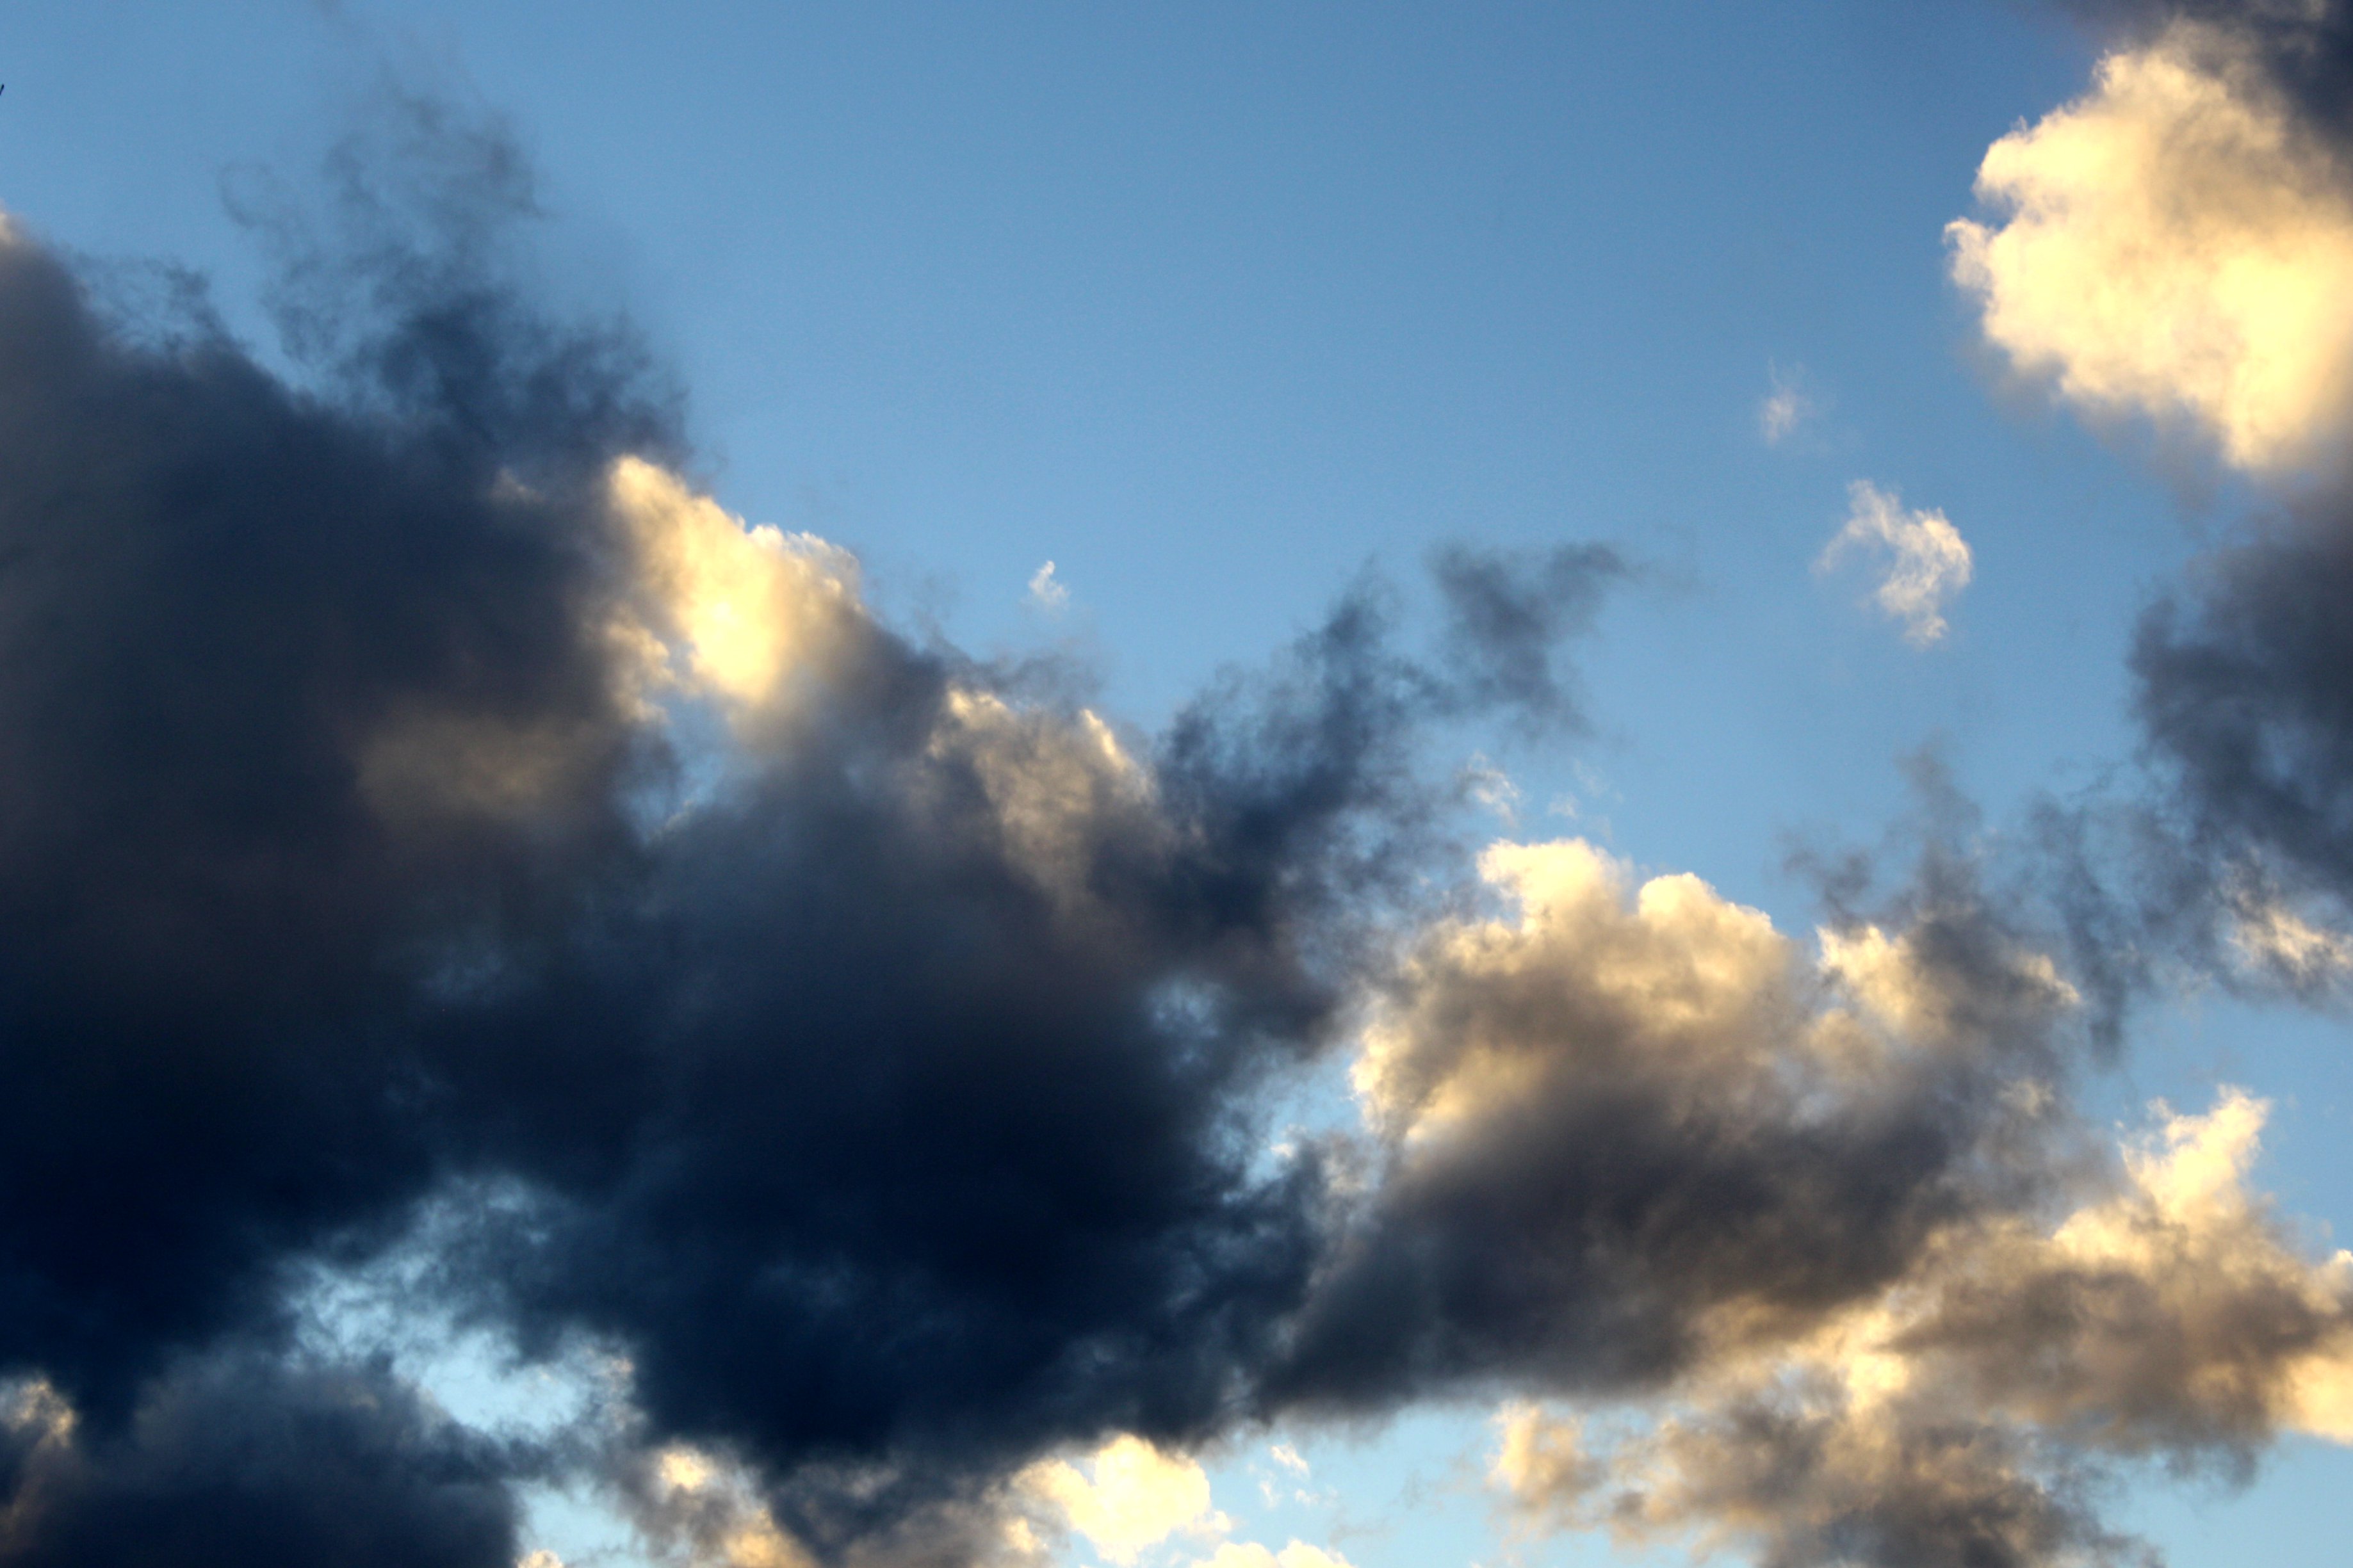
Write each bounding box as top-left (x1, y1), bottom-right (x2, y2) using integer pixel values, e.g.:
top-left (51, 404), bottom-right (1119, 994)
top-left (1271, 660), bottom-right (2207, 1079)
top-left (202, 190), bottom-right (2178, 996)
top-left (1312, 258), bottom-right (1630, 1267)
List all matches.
top-left (5, 45), bottom-right (2351, 1568)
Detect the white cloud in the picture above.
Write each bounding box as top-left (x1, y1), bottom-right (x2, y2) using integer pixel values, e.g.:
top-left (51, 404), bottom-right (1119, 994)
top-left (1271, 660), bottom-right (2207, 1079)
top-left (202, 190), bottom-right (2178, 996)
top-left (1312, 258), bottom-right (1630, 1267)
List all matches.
top-left (1758, 363), bottom-right (1816, 445)
top-left (1948, 21), bottom-right (2353, 474)
top-left (1029, 560), bottom-right (1071, 610)
top-left (1017, 1435), bottom-right (1223, 1564)
top-left (607, 456), bottom-right (865, 715)
top-left (1192, 1544), bottom-right (1353, 1568)
top-left (1815, 480), bottom-right (1973, 647)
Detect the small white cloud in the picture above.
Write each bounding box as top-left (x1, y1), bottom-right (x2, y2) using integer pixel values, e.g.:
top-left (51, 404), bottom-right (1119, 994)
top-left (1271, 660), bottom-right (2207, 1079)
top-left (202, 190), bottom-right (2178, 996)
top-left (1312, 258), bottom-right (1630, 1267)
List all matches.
top-left (1269, 1442), bottom-right (1309, 1477)
top-left (1815, 480), bottom-right (1973, 647)
top-left (1029, 560), bottom-right (1070, 610)
top-left (1759, 364), bottom-right (1816, 445)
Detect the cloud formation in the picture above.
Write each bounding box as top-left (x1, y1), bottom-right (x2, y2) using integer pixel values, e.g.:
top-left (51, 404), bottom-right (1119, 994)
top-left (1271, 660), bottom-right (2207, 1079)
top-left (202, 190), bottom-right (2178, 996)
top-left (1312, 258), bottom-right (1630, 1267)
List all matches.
top-left (1270, 834), bottom-right (2082, 1413)
top-left (1492, 1087), bottom-right (2353, 1568)
top-left (1, 47), bottom-right (2349, 1568)
top-left (1951, 13), bottom-right (2353, 473)
top-left (1816, 481), bottom-right (1973, 646)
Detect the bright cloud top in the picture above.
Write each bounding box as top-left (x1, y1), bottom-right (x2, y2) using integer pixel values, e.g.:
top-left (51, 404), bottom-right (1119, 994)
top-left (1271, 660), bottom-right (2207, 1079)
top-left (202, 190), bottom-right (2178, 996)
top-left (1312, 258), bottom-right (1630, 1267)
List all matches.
top-left (1815, 481), bottom-right (1973, 646)
top-left (1948, 22), bottom-right (2353, 474)
top-left (1018, 1435), bottom-right (1223, 1564)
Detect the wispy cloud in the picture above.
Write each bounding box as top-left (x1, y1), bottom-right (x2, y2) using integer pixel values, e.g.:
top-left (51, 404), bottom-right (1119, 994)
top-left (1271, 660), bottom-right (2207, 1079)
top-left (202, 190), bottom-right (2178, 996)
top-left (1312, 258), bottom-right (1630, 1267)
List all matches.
top-left (1758, 362), bottom-right (1816, 445)
top-left (1816, 480), bottom-right (1974, 646)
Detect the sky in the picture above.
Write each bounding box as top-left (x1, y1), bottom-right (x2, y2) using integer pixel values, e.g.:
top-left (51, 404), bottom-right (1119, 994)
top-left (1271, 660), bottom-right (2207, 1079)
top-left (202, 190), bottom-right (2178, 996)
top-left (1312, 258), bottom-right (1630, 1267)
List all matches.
top-left (3, 3), bottom-right (2353, 1567)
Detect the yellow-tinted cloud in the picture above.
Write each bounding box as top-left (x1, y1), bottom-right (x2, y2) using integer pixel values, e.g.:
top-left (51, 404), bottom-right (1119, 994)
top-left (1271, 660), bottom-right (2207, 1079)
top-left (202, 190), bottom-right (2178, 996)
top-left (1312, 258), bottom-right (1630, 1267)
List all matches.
top-left (2227, 881), bottom-right (2353, 990)
top-left (607, 456), bottom-right (863, 715)
top-left (1352, 837), bottom-right (1798, 1144)
top-left (924, 688), bottom-right (1155, 910)
top-left (1949, 23), bottom-right (2353, 473)
top-left (1191, 1543), bottom-right (1353, 1568)
top-left (1491, 1089), bottom-right (2353, 1565)
top-left (1016, 1435), bottom-right (1221, 1565)
top-left (632, 1443), bottom-right (817, 1568)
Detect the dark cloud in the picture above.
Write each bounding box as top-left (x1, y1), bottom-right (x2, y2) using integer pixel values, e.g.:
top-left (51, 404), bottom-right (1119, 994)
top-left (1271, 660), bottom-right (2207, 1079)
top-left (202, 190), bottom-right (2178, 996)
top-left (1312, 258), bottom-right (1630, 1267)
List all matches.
top-left (8, 54), bottom-right (2339, 1568)
top-left (1431, 542), bottom-right (1627, 732)
top-left (1266, 830), bottom-right (2083, 1415)
top-left (0, 94), bottom-right (1653, 1561)
top-left (2058, 0), bottom-right (2353, 141)
top-left (2134, 507), bottom-right (2353, 896)
top-left (0, 1355), bottom-right (525, 1568)
top-left (1502, 1392), bottom-right (2148, 1568)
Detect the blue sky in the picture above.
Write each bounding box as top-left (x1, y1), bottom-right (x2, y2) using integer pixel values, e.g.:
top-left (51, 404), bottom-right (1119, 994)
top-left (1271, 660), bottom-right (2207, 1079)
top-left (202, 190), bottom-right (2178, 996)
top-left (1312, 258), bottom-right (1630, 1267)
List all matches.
top-left (5, 4), bottom-right (2352, 1567)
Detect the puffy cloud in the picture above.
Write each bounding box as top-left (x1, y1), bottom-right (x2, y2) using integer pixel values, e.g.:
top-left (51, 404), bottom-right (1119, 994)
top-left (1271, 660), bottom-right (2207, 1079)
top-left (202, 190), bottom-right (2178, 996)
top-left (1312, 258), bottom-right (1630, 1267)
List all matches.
top-left (606, 456), bottom-right (865, 718)
top-left (1271, 836), bottom-right (2080, 1409)
top-left (1016, 1435), bottom-right (1220, 1564)
top-left (13, 61), bottom-right (2353, 1568)
top-left (1816, 481), bottom-right (1973, 647)
top-left (1490, 1088), bottom-right (2353, 1567)
top-left (0, 103), bottom-right (1648, 1563)
top-left (1950, 18), bottom-right (2353, 473)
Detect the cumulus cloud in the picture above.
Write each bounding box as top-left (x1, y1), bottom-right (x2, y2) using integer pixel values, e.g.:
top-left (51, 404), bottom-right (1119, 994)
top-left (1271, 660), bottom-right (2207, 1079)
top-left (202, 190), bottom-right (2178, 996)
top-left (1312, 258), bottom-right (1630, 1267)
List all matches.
top-left (0, 1356), bottom-right (525, 1568)
top-left (1963, 6), bottom-right (2353, 1021)
top-left (0, 98), bottom-right (1650, 1565)
top-left (4, 56), bottom-right (2349, 1568)
top-left (1269, 834), bottom-right (2081, 1411)
top-left (1016, 1437), bottom-right (1221, 1564)
top-left (1816, 481), bottom-right (1973, 646)
top-left (1950, 16), bottom-right (2353, 473)
top-left (1492, 1087), bottom-right (2353, 1567)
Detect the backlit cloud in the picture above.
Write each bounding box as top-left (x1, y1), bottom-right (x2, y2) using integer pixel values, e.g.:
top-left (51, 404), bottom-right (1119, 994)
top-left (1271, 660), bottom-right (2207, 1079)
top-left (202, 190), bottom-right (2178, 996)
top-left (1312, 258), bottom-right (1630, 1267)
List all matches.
top-left (1950, 18), bottom-right (2353, 473)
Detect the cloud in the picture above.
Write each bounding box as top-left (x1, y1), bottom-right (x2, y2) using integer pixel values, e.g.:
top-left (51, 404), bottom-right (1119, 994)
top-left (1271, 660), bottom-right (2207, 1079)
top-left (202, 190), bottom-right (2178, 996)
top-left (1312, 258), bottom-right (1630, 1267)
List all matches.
top-left (1191, 1544), bottom-right (1351, 1568)
top-left (1016, 1435), bottom-right (1221, 1564)
top-left (1268, 834), bottom-right (2082, 1412)
top-left (1950, 15), bottom-right (2353, 473)
top-left (1431, 542), bottom-right (1629, 729)
top-left (2133, 505), bottom-right (2353, 897)
top-left (1030, 561), bottom-right (1071, 611)
top-left (1758, 363), bottom-right (1816, 446)
top-left (1816, 481), bottom-right (1973, 646)
top-left (0, 102), bottom-right (1644, 1562)
top-left (4, 60), bottom-right (2349, 1568)
top-left (1960, 7), bottom-right (2353, 1022)
top-left (1492, 1087), bottom-right (2353, 1567)
top-left (0, 1355), bottom-right (525, 1568)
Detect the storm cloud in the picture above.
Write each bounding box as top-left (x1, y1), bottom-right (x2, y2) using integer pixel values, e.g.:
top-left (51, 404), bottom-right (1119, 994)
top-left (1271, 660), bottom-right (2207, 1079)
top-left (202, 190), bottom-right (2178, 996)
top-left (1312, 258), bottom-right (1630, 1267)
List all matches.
top-left (0, 45), bottom-right (2348, 1568)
